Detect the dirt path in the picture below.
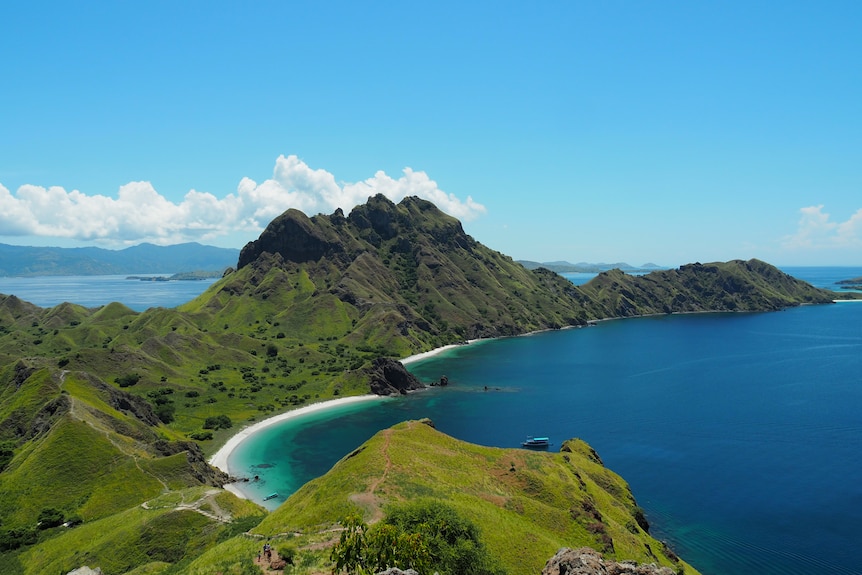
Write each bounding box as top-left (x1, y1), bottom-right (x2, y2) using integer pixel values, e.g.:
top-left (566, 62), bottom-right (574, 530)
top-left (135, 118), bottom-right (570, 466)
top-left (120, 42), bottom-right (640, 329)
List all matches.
top-left (347, 428), bottom-right (393, 524)
top-left (368, 428), bottom-right (393, 495)
top-left (254, 548), bottom-right (288, 574)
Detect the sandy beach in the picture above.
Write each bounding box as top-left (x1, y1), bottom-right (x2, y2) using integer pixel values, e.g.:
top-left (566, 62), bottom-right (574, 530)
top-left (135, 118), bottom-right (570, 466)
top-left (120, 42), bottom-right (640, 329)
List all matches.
top-left (209, 344), bottom-right (475, 500)
top-left (400, 339), bottom-right (483, 365)
top-left (208, 394), bottom-right (385, 496)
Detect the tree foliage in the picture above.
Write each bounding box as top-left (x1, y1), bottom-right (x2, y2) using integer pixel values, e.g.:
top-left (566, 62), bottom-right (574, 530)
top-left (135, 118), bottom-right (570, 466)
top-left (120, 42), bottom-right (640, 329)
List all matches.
top-left (331, 501), bottom-right (503, 575)
top-left (203, 414), bottom-right (233, 430)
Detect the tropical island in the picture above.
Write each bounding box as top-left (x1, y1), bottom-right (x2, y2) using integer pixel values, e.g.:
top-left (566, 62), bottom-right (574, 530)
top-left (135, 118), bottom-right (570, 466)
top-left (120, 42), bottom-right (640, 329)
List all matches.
top-left (0, 195), bottom-right (855, 574)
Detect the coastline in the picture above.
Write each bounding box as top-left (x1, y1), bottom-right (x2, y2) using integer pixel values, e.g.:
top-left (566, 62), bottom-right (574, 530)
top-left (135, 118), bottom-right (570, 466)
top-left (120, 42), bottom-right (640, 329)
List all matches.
top-left (209, 394), bottom-right (384, 499)
top-left (400, 341), bottom-right (480, 365)
top-left (210, 342), bottom-right (482, 501)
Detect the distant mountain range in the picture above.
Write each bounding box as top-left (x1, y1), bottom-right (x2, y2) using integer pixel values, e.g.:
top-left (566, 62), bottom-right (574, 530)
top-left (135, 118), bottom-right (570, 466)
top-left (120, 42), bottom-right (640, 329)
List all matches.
top-left (0, 241), bottom-right (661, 278)
top-left (0, 242), bottom-right (240, 276)
top-left (517, 260), bottom-right (665, 273)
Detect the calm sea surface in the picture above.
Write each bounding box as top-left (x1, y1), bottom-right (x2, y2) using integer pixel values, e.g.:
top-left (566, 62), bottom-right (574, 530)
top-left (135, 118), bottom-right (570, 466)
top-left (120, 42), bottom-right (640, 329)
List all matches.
top-left (0, 274), bottom-right (218, 311)
top-left (3, 267), bottom-right (861, 574)
top-left (229, 267), bottom-right (862, 575)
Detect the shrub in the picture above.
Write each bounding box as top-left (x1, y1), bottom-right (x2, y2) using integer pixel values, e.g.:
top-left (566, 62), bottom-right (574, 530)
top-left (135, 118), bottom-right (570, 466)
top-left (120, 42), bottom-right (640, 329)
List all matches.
top-left (203, 415), bottom-right (233, 430)
top-left (115, 373), bottom-right (141, 387)
top-left (190, 431), bottom-right (213, 441)
top-left (383, 500), bottom-right (504, 575)
top-left (332, 502), bottom-right (503, 575)
top-left (154, 402), bottom-right (175, 423)
top-left (0, 527), bottom-right (36, 551)
top-left (0, 442), bottom-right (14, 473)
top-left (37, 508), bottom-right (65, 529)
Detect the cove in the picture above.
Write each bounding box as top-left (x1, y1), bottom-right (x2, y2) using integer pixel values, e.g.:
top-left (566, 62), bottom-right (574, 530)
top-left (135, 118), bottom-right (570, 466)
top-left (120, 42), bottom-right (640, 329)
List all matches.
top-left (229, 301), bottom-right (862, 575)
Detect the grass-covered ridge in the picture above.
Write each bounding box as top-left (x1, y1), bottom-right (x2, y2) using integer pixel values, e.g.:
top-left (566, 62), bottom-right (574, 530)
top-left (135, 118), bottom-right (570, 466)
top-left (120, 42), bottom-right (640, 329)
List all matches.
top-left (237, 420), bottom-right (700, 575)
top-left (0, 195), bottom-right (849, 572)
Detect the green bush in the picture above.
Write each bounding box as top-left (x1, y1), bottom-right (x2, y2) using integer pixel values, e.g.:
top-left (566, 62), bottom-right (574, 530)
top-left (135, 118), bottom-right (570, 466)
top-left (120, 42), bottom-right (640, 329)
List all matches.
top-left (203, 415), bottom-right (233, 430)
top-left (153, 402), bottom-right (175, 423)
top-left (37, 508), bottom-right (65, 529)
top-left (0, 527), bottom-right (36, 551)
top-left (332, 502), bottom-right (503, 575)
top-left (383, 500), bottom-right (504, 575)
top-left (115, 373), bottom-right (141, 387)
top-left (0, 442), bottom-right (14, 473)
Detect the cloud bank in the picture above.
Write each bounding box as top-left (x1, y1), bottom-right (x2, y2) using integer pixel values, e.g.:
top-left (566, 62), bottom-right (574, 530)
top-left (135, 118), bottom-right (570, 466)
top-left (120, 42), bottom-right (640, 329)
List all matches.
top-left (783, 205), bottom-right (862, 250)
top-left (0, 155), bottom-right (486, 246)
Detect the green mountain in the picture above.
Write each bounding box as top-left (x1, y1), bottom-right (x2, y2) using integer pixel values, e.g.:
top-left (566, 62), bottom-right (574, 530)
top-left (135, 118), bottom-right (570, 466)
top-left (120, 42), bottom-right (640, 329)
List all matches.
top-left (0, 194), bottom-right (850, 573)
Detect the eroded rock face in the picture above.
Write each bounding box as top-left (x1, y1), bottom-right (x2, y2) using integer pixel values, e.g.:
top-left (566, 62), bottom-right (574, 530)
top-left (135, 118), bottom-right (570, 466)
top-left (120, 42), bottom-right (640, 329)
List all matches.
top-left (365, 358), bottom-right (425, 396)
top-left (542, 548), bottom-right (676, 575)
top-left (237, 209), bottom-right (344, 269)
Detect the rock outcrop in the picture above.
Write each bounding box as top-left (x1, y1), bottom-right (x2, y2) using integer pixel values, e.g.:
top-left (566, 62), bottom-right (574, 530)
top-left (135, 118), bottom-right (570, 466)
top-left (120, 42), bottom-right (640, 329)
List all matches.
top-left (542, 548), bottom-right (676, 575)
top-left (365, 358), bottom-right (424, 395)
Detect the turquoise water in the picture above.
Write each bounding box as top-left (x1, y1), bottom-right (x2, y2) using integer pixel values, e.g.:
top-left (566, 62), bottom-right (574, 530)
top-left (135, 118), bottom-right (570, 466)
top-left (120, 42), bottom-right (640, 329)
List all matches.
top-left (229, 267), bottom-right (862, 575)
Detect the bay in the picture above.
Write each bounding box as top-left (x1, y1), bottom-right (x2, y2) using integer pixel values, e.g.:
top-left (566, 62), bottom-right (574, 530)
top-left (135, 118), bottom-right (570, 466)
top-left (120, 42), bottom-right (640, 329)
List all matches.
top-left (230, 267), bottom-right (862, 575)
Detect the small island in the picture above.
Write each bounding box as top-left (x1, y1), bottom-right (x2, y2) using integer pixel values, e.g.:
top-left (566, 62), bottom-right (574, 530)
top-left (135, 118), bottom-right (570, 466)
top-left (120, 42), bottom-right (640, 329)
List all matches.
top-left (836, 276), bottom-right (862, 290)
top-left (126, 270), bottom-right (225, 281)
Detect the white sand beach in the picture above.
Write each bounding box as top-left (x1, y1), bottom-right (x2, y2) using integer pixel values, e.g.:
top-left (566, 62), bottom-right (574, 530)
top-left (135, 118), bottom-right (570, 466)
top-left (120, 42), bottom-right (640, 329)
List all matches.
top-left (210, 343), bottom-right (482, 500)
top-left (400, 339), bottom-right (484, 365)
top-left (208, 394), bottom-right (384, 497)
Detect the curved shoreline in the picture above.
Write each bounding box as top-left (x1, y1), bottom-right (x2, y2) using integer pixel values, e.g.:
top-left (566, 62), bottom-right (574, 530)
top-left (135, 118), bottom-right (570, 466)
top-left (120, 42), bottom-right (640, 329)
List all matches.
top-left (209, 344), bottom-right (475, 501)
top-left (208, 395), bottom-right (384, 485)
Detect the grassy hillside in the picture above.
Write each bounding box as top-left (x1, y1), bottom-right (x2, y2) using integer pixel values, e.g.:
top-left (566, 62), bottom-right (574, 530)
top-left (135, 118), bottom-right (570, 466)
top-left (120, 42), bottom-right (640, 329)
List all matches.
top-left (184, 421), bottom-right (700, 575)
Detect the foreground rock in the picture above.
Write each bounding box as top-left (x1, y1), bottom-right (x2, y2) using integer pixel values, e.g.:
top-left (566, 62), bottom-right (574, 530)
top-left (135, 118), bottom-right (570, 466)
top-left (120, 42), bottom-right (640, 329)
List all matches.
top-left (542, 548), bottom-right (676, 575)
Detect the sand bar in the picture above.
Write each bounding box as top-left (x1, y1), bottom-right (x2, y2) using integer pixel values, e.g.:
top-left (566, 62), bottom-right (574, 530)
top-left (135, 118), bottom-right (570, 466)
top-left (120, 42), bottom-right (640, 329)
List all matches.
top-left (208, 394), bottom-right (384, 479)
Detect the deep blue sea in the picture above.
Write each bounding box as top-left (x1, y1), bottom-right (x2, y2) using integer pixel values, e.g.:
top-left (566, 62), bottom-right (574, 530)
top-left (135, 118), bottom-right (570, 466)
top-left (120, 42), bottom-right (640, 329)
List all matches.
top-left (2, 267), bottom-right (860, 574)
top-left (228, 267), bottom-right (862, 575)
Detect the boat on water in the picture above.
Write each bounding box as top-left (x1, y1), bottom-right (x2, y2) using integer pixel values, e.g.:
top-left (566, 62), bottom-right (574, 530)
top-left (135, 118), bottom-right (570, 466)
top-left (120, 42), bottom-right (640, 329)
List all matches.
top-left (521, 436), bottom-right (550, 449)
top-left (263, 492), bottom-right (279, 501)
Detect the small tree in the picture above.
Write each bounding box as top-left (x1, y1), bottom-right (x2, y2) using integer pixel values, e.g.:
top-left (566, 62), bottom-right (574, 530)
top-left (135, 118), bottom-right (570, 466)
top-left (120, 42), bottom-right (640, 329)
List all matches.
top-left (203, 414), bottom-right (233, 430)
top-left (331, 514), bottom-right (431, 575)
top-left (37, 508), bottom-right (64, 529)
top-left (115, 373), bottom-right (141, 387)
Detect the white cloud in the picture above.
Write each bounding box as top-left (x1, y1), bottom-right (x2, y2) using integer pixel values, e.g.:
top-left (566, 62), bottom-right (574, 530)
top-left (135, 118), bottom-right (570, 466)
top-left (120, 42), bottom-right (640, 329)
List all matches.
top-left (0, 155), bottom-right (486, 246)
top-left (783, 205), bottom-right (862, 250)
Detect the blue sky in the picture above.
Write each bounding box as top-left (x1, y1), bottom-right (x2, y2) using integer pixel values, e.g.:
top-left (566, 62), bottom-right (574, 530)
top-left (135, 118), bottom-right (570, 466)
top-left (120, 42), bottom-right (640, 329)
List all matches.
top-left (1, 1), bottom-right (860, 266)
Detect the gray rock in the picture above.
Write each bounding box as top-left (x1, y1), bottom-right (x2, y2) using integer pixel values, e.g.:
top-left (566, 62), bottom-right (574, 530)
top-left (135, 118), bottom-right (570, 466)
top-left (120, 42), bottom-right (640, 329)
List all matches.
top-left (66, 567), bottom-right (102, 575)
top-left (542, 548), bottom-right (676, 575)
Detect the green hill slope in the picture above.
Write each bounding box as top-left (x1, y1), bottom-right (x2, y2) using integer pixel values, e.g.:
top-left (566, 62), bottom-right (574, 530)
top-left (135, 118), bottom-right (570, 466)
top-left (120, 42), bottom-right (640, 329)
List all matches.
top-left (183, 420), bottom-right (699, 575)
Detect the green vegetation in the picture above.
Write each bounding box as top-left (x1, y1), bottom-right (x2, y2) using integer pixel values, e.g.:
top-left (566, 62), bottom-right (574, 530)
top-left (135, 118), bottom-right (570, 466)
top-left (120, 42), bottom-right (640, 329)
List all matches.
top-left (0, 195), bottom-right (844, 573)
top-left (253, 421), bottom-right (700, 575)
top-left (330, 502), bottom-right (502, 575)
